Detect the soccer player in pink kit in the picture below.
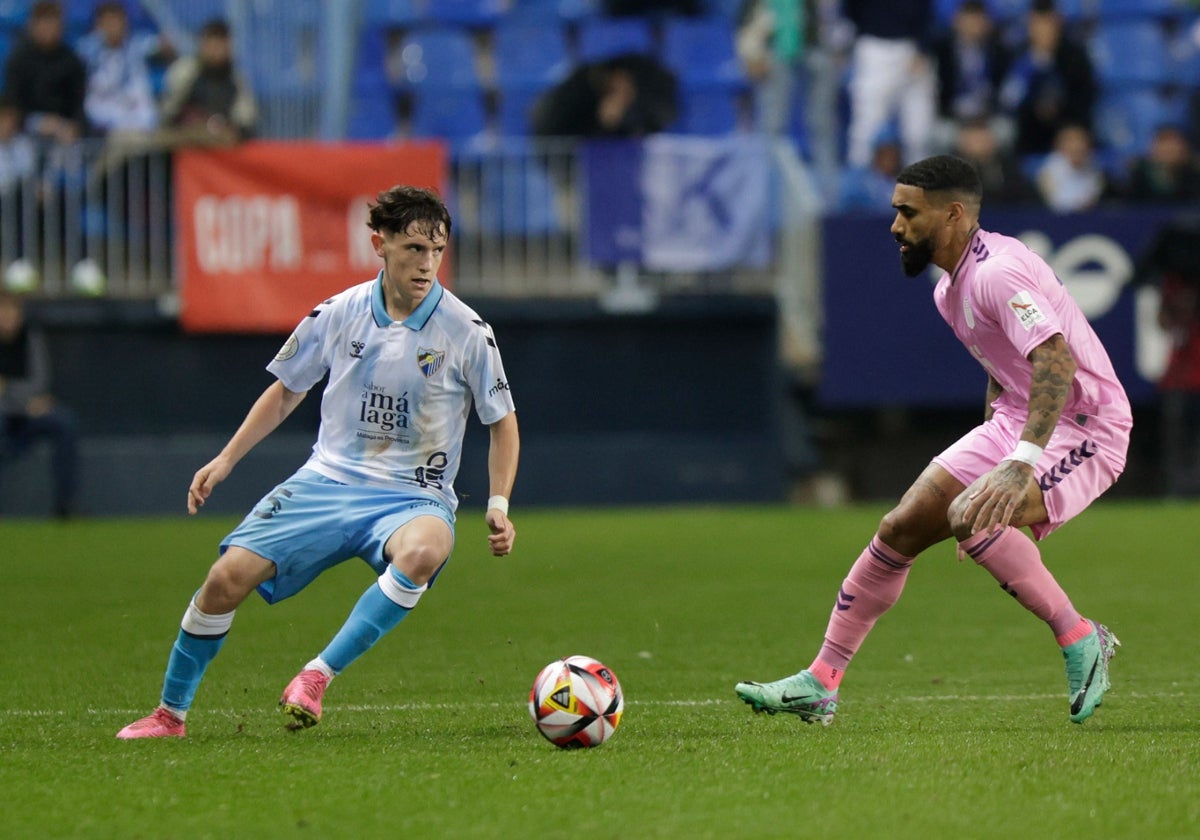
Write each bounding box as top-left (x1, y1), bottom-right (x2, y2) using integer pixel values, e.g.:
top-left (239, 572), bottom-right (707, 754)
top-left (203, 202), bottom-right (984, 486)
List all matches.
top-left (737, 155), bottom-right (1129, 725)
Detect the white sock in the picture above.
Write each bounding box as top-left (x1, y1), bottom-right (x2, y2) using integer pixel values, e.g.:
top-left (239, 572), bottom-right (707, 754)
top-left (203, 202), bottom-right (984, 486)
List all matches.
top-left (304, 657), bottom-right (336, 679)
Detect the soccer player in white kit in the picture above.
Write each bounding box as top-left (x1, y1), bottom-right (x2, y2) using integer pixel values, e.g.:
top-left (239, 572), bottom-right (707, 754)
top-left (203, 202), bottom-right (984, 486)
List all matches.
top-left (737, 155), bottom-right (1129, 725)
top-left (117, 186), bottom-right (519, 738)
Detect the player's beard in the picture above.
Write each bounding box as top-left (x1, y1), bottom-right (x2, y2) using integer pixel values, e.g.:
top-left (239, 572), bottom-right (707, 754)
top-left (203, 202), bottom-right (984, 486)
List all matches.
top-left (899, 236), bottom-right (935, 277)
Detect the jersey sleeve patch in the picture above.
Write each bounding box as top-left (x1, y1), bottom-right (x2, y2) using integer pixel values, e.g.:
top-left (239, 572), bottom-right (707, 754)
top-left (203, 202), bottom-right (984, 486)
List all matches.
top-left (274, 333), bottom-right (300, 361)
top-left (1006, 291), bottom-right (1046, 332)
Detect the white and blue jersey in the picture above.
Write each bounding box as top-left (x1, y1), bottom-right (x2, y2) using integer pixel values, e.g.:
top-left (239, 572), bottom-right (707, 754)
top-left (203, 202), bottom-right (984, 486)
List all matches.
top-left (268, 273), bottom-right (515, 513)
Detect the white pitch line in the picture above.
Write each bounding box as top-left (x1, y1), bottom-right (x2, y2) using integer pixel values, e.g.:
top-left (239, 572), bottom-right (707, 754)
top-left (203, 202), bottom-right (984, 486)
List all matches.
top-left (0, 691), bottom-right (1188, 718)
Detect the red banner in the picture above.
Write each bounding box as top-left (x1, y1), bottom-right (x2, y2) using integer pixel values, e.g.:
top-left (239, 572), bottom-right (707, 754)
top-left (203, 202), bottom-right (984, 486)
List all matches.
top-left (177, 141), bottom-right (446, 333)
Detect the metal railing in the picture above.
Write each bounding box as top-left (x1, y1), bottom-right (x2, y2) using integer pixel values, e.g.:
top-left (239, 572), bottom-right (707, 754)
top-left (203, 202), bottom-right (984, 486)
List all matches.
top-left (0, 140), bottom-right (174, 299)
top-left (0, 137), bottom-right (799, 304)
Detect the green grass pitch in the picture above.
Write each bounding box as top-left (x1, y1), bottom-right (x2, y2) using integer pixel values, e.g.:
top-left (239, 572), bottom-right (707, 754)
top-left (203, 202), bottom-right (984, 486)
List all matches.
top-left (2, 502), bottom-right (1198, 839)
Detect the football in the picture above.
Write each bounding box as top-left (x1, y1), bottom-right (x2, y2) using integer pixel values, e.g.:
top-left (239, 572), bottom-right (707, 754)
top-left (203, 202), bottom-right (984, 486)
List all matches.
top-left (529, 655), bottom-right (624, 749)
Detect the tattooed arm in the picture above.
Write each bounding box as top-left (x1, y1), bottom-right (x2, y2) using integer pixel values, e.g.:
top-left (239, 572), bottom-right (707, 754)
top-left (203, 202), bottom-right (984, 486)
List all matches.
top-left (1022, 334), bottom-right (1076, 447)
top-left (960, 334), bottom-right (1076, 535)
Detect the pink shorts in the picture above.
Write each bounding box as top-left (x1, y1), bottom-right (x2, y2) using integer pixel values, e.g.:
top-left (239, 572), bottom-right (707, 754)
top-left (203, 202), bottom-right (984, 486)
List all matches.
top-left (932, 409), bottom-right (1131, 540)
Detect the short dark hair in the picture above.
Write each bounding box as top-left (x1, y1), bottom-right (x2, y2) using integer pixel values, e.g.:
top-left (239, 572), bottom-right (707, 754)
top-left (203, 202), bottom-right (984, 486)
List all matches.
top-left (200, 18), bottom-right (231, 39)
top-left (896, 154), bottom-right (983, 203)
top-left (368, 185), bottom-right (452, 239)
top-left (30, 1), bottom-right (62, 21)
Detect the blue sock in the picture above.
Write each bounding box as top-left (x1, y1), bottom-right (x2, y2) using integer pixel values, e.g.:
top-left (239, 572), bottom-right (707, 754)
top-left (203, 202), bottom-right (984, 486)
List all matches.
top-left (320, 568), bottom-right (422, 673)
top-left (161, 630), bottom-right (227, 713)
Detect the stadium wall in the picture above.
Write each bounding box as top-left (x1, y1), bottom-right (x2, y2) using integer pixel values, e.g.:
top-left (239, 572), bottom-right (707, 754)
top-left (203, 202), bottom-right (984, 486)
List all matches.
top-left (0, 295), bottom-right (785, 517)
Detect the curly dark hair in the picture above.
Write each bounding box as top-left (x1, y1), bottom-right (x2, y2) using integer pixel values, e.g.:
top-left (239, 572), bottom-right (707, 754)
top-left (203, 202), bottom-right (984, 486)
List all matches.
top-left (367, 185), bottom-right (452, 240)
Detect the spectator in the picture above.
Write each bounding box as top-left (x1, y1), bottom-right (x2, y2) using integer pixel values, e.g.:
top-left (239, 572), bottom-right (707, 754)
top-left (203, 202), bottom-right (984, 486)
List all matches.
top-left (843, 0), bottom-right (937, 168)
top-left (1035, 123), bottom-right (1105, 213)
top-left (999, 0), bottom-right (1095, 157)
top-left (736, 0), bottom-right (807, 137)
top-left (0, 1), bottom-right (86, 151)
top-left (1143, 222), bottom-right (1200, 496)
top-left (159, 18), bottom-right (257, 146)
top-left (932, 0), bottom-right (1011, 152)
top-left (76, 2), bottom-right (176, 136)
top-left (953, 116), bottom-right (1037, 205)
top-left (1122, 125), bottom-right (1200, 205)
top-left (838, 135), bottom-right (902, 210)
top-left (531, 53), bottom-right (678, 138)
top-left (0, 290), bottom-right (79, 518)
top-left (0, 96), bottom-right (36, 194)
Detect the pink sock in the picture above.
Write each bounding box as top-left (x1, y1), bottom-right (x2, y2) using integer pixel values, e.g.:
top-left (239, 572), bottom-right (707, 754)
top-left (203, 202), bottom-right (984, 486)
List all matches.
top-left (959, 526), bottom-right (1083, 640)
top-left (811, 535), bottom-right (914, 689)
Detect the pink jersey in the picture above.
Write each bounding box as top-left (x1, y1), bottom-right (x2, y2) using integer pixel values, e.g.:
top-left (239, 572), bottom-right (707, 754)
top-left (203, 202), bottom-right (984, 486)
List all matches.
top-left (934, 229), bottom-right (1132, 427)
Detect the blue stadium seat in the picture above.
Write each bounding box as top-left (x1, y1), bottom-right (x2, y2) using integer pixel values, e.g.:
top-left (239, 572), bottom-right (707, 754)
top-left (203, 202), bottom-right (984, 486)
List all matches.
top-left (493, 21), bottom-right (570, 89)
top-left (506, 0), bottom-right (598, 23)
top-left (409, 87), bottom-right (489, 143)
top-left (462, 139), bottom-right (563, 235)
top-left (1089, 20), bottom-right (1171, 87)
top-left (1096, 88), bottom-right (1186, 160)
top-left (576, 16), bottom-right (655, 62)
top-left (168, 0), bottom-right (228, 32)
top-left (673, 87), bottom-right (741, 135)
top-left (497, 86), bottom-right (545, 135)
top-left (347, 94), bottom-right (399, 140)
top-left (0, 0), bottom-right (31, 30)
top-left (364, 0), bottom-right (422, 28)
top-left (1096, 0), bottom-right (1180, 20)
top-left (396, 27), bottom-right (481, 89)
top-left (354, 26), bottom-right (391, 94)
top-left (425, 0), bottom-right (506, 28)
top-left (661, 16), bottom-right (743, 89)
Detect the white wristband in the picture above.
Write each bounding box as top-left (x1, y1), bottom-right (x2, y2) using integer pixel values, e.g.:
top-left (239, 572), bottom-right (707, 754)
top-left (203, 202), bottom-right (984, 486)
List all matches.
top-left (487, 495), bottom-right (509, 515)
top-left (1006, 440), bottom-right (1043, 467)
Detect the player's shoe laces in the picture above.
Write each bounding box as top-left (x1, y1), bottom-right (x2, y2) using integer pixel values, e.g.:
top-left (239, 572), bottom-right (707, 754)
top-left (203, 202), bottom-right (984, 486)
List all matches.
top-left (1063, 620), bottom-right (1120, 724)
top-left (116, 707), bottom-right (186, 739)
top-left (735, 670), bottom-right (838, 725)
top-left (280, 669), bottom-right (331, 730)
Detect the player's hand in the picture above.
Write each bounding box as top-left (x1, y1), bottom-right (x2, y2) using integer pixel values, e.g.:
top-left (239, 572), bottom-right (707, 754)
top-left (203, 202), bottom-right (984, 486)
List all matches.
top-left (187, 457), bottom-right (232, 515)
top-left (962, 461), bottom-right (1036, 536)
top-left (485, 508), bottom-right (515, 556)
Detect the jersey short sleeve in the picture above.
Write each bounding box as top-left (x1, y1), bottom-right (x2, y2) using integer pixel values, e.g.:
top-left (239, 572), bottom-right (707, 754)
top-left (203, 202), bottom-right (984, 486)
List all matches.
top-left (267, 299), bottom-right (337, 392)
top-left (463, 318), bottom-right (515, 425)
top-left (974, 254), bottom-right (1066, 360)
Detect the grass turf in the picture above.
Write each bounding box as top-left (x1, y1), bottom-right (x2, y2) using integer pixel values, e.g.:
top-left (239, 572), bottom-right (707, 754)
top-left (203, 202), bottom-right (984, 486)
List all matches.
top-left (1, 502), bottom-right (1198, 839)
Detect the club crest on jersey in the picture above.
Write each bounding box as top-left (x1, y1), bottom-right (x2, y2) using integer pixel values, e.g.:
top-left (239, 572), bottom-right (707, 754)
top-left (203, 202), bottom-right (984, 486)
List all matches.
top-left (417, 348), bottom-right (445, 378)
top-left (1007, 291), bottom-right (1046, 332)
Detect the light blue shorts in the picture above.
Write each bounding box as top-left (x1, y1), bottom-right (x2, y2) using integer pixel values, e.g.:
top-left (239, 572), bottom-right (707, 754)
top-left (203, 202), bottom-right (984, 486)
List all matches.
top-left (220, 469), bottom-right (456, 604)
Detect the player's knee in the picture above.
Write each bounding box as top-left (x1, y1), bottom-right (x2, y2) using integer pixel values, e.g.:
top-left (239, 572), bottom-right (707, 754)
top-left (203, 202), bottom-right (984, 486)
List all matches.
top-left (391, 544), bottom-right (446, 586)
top-left (945, 493), bottom-right (978, 542)
top-left (198, 555), bottom-right (263, 612)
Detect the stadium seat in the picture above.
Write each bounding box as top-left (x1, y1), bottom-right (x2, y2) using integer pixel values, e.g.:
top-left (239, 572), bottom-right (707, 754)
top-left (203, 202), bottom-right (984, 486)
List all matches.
top-left (493, 21), bottom-right (570, 90)
top-left (409, 87), bottom-right (489, 144)
top-left (347, 94), bottom-right (399, 140)
top-left (395, 27), bottom-right (481, 89)
top-left (505, 0), bottom-right (598, 23)
top-left (673, 87), bottom-right (741, 135)
top-left (661, 16), bottom-right (743, 89)
top-left (425, 0), bottom-right (507, 28)
top-left (575, 16), bottom-right (655, 62)
top-left (497, 86), bottom-right (545, 135)
top-left (1089, 20), bottom-right (1171, 87)
top-left (459, 138), bottom-right (563, 235)
top-left (1095, 88), bottom-right (1187, 160)
top-left (168, 0), bottom-right (229, 32)
top-left (364, 0), bottom-right (422, 29)
top-left (0, 0), bottom-right (31, 30)
top-left (1096, 0), bottom-right (1180, 20)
